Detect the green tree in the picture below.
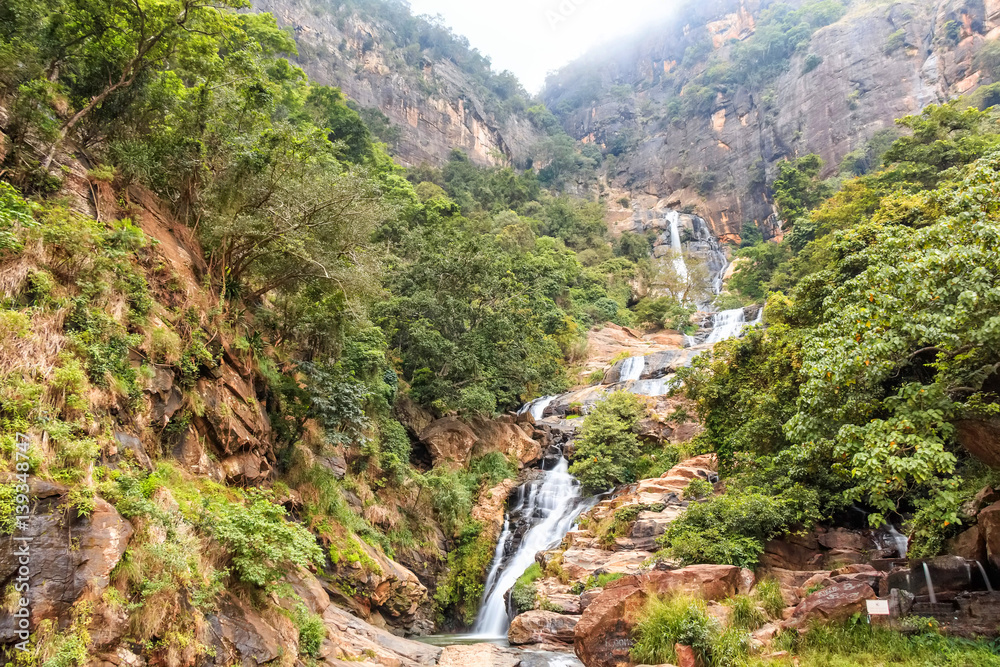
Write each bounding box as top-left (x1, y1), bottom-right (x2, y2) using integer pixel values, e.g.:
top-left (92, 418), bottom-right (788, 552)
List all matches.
top-left (570, 391), bottom-right (647, 493)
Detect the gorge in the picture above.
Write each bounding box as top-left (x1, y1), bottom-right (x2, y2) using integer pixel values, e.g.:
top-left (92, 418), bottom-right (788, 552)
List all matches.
top-left (3, 0), bottom-right (1000, 666)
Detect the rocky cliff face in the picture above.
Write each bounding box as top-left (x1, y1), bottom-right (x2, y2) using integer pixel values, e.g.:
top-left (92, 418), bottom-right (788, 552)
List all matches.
top-left (544, 0), bottom-right (1000, 239)
top-left (252, 0), bottom-right (542, 167)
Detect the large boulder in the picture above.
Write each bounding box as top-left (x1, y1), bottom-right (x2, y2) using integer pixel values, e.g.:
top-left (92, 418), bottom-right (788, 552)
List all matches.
top-left (507, 610), bottom-right (579, 645)
top-left (0, 481), bottom-right (133, 643)
top-left (470, 415), bottom-right (543, 467)
top-left (321, 604), bottom-right (442, 666)
top-left (559, 548), bottom-right (653, 581)
top-left (980, 501), bottom-right (1000, 570)
top-left (783, 580), bottom-right (876, 628)
top-left (419, 417), bottom-right (479, 467)
top-left (573, 566), bottom-right (739, 667)
top-left (202, 594), bottom-right (299, 666)
top-left (956, 418), bottom-right (1000, 468)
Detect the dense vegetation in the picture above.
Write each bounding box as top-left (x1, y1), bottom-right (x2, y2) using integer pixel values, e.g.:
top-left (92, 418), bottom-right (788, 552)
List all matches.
top-left (676, 103), bottom-right (1000, 561)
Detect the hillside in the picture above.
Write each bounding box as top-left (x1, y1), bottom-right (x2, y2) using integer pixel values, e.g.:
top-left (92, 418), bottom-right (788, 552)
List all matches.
top-left (251, 0), bottom-right (544, 167)
top-left (543, 0), bottom-right (1000, 240)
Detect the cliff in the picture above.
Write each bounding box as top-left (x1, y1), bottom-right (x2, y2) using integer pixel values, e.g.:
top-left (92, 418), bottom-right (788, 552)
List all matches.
top-left (252, 0), bottom-right (543, 167)
top-left (543, 0), bottom-right (1000, 238)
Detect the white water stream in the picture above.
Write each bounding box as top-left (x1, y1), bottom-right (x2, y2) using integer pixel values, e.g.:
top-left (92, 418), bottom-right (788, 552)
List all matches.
top-left (472, 456), bottom-right (593, 637)
top-left (667, 210), bottom-right (689, 282)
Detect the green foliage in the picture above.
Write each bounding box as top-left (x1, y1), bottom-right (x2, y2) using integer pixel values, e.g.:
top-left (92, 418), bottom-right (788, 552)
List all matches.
top-left (293, 604), bottom-right (326, 658)
top-left (569, 391), bottom-right (647, 493)
top-left (754, 579), bottom-right (787, 619)
top-left (658, 487), bottom-right (820, 569)
top-left (203, 489), bottom-right (324, 590)
top-left (511, 562), bottom-right (543, 614)
top-left (683, 478), bottom-right (713, 500)
top-left (0, 483), bottom-right (18, 534)
top-left (433, 521), bottom-right (495, 625)
top-left (726, 594), bottom-right (767, 631)
top-left (802, 54), bottom-right (823, 74)
top-left (633, 296), bottom-right (695, 332)
top-left (631, 594), bottom-right (716, 666)
top-left (773, 154), bottom-right (834, 225)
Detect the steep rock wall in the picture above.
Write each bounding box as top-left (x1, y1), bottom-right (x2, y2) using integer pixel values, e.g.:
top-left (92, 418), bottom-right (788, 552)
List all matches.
top-left (252, 0), bottom-right (542, 167)
top-left (544, 0), bottom-right (1000, 238)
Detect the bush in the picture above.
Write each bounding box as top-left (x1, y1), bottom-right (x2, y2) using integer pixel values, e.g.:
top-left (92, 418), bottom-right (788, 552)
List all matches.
top-left (569, 391), bottom-right (647, 494)
top-left (511, 563), bottom-right (542, 613)
top-left (293, 604), bottom-right (326, 657)
top-left (726, 594), bottom-right (767, 630)
top-left (683, 478), bottom-right (713, 500)
top-left (754, 579), bottom-right (786, 619)
top-left (205, 490), bottom-right (324, 590)
top-left (631, 594), bottom-right (716, 666)
top-left (658, 488), bottom-right (819, 569)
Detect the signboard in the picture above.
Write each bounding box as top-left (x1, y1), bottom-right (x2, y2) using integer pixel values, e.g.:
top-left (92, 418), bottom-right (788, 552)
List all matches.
top-left (866, 599), bottom-right (891, 616)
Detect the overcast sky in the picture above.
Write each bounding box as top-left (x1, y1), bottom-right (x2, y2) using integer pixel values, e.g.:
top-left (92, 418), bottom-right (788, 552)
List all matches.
top-left (406, 0), bottom-right (678, 94)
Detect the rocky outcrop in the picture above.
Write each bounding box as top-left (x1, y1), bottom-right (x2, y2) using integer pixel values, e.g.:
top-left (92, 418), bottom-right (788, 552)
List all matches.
top-left (980, 501), bottom-right (1000, 569)
top-left (956, 419), bottom-right (1000, 468)
top-left (327, 539), bottom-right (428, 628)
top-left (251, 0), bottom-right (542, 168)
top-left (573, 565), bottom-right (740, 667)
top-left (783, 580), bottom-right (876, 628)
top-left (420, 416), bottom-right (544, 468)
top-left (544, 0), bottom-right (995, 240)
top-left (507, 610), bottom-right (579, 645)
top-left (321, 604), bottom-right (442, 666)
top-left (0, 480), bottom-right (132, 643)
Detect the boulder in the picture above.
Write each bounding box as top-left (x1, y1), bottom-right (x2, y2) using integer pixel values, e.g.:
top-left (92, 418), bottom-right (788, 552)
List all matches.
top-left (321, 604), bottom-right (442, 666)
top-left (419, 417), bottom-right (479, 467)
top-left (470, 415), bottom-right (543, 466)
top-left (560, 548), bottom-right (653, 581)
top-left (544, 593), bottom-right (582, 614)
top-left (438, 644), bottom-right (521, 667)
top-left (394, 394), bottom-right (434, 438)
top-left (508, 610), bottom-right (579, 645)
top-left (956, 418), bottom-right (1000, 468)
top-left (980, 501), bottom-right (1000, 570)
top-left (574, 566), bottom-right (739, 667)
top-left (203, 594), bottom-right (299, 665)
top-left (579, 588), bottom-right (604, 611)
top-left (0, 483), bottom-right (133, 642)
top-left (674, 644), bottom-right (698, 667)
top-left (783, 581), bottom-right (876, 628)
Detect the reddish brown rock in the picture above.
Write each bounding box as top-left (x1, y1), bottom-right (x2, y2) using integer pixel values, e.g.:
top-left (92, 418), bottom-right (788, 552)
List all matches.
top-left (470, 415), bottom-right (543, 467)
top-left (956, 418), bottom-right (1000, 469)
top-left (420, 417), bottom-right (479, 467)
top-left (946, 526), bottom-right (987, 562)
top-left (674, 644), bottom-right (698, 667)
top-left (438, 644), bottom-right (520, 667)
top-left (980, 501), bottom-right (1000, 570)
top-left (507, 610), bottom-right (579, 645)
top-left (574, 566), bottom-right (739, 667)
top-left (784, 580), bottom-right (876, 628)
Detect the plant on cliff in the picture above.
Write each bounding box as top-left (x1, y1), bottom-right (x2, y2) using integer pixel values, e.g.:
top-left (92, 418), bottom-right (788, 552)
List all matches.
top-left (569, 391), bottom-right (647, 494)
top-left (630, 594), bottom-right (717, 666)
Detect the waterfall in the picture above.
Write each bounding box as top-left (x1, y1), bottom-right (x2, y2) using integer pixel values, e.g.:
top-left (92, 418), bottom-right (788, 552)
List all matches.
top-left (518, 395), bottom-right (556, 421)
top-left (922, 562), bottom-right (937, 604)
top-left (631, 375), bottom-right (676, 397)
top-left (618, 356), bottom-right (645, 383)
top-left (885, 524), bottom-right (908, 558)
top-left (667, 210), bottom-right (689, 282)
top-left (472, 455), bottom-right (593, 638)
top-left (705, 308), bottom-right (748, 345)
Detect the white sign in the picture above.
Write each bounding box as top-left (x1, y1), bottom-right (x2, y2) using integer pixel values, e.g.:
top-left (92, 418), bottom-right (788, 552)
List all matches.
top-left (866, 599), bottom-right (891, 616)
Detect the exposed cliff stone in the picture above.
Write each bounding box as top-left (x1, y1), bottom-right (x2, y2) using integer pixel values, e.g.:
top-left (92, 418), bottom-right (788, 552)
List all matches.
top-left (420, 416), bottom-right (544, 468)
top-left (545, 0), bottom-right (995, 239)
top-left (251, 0), bottom-right (542, 168)
top-left (0, 480), bottom-right (133, 643)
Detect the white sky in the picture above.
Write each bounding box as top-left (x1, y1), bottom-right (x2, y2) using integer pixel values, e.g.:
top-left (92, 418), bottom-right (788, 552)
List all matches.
top-left (405, 0), bottom-right (679, 94)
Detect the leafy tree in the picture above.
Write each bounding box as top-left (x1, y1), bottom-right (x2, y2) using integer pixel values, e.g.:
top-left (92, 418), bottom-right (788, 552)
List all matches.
top-left (772, 154), bottom-right (834, 225)
top-left (570, 392), bottom-right (647, 493)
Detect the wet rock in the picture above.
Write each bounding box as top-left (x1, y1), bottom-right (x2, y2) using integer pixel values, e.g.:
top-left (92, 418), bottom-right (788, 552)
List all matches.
top-left (0, 484), bottom-right (133, 642)
top-left (439, 644), bottom-right (521, 667)
top-left (783, 581), bottom-right (876, 628)
top-left (508, 610), bottom-right (579, 645)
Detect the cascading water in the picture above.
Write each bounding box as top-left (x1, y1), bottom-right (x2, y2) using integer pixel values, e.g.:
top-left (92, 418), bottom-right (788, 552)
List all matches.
top-left (667, 210), bottom-right (689, 282)
top-left (705, 308), bottom-right (748, 345)
top-left (519, 395), bottom-right (556, 421)
top-left (618, 356), bottom-right (645, 383)
top-left (472, 455), bottom-right (594, 638)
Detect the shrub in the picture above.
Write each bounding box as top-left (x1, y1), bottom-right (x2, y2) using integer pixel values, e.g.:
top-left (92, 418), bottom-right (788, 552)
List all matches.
top-left (511, 563), bottom-right (542, 613)
top-left (802, 53), bottom-right (823, 73)
top-left (293, 604), bottom-right (326, 657)
top-left (631, 594), bottom-right (716, 666)
top-left (726, 594), bottom-right (766, 630)
top-left (378, 419), bottom-right (412, 483)
top-left (205, 490), bottom-right (324, 590)
top-left (658, 488), bottom-right (818, 569)
top-left (683, 478), bottom-right (713, 500)
top-left (569, 391), bottom-right (647, 494)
